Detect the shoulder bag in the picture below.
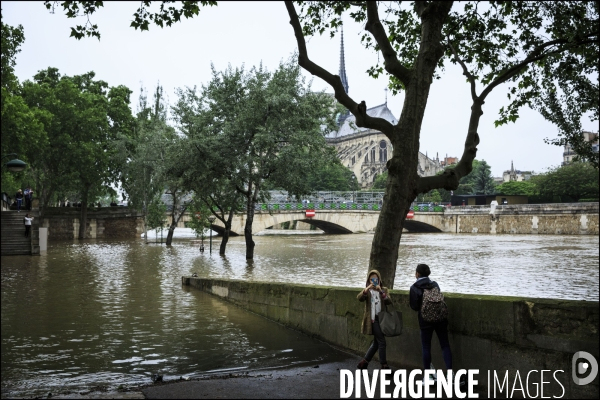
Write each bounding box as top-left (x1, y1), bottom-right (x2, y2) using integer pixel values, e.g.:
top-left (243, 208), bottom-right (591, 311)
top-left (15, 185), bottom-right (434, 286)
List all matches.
top-left (378, 303), bottom-right (403, 337)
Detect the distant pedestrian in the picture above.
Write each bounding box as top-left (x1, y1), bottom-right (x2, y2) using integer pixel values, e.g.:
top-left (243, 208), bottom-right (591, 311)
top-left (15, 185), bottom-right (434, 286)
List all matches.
top-left (28, 188), bottom-right (34, 210)
top-left (24, 213), bottom-right (33, 237)
top-left (24, 187), bottom-right (33, 210)
top-left (15, 189), bottom-right (23, 212)
top-left (410, 264), bottom-right (462, 385)
top-left (356, 269), bottom-right (393, 370)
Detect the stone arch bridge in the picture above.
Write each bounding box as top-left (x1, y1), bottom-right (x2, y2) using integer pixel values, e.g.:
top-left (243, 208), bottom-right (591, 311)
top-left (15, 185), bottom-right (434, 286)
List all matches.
top-left (172, 202), bottom-right (599, 236)
top-left (178, 208), bottom-right (445, 235)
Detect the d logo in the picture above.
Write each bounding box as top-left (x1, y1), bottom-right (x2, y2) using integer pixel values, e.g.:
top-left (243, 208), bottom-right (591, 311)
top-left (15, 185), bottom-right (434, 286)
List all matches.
top-left (572, 351), bottom-right (598, 386)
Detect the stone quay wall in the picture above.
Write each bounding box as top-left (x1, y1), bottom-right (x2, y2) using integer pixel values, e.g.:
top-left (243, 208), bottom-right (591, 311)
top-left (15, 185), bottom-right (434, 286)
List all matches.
top-left (41, 207), bottom-right (144, 240)
top-left (183, 277), bottom-right (599, 398)
top-left (443, 202), bottom-right (599, 235)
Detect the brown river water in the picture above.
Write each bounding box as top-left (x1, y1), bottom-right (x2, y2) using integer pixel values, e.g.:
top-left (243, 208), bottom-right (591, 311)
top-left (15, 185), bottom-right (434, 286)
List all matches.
top-left (1, 231), bottom-right (598, 397)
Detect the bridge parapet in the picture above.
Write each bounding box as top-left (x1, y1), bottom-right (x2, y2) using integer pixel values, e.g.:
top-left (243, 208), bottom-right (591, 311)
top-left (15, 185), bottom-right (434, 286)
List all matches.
top-left (446, 202), bottom-right (599, 215)
top-left (254, 202), bottom-right (445, 212)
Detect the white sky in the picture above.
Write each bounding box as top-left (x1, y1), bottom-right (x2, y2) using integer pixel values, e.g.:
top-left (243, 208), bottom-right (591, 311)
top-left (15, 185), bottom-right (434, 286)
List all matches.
top-left (3, 1), bottom-right (595, 177)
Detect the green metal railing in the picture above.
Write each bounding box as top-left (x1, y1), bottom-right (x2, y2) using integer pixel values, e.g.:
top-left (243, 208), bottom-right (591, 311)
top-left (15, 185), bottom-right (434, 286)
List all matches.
top-left (255, 203), bottom-right (445, 212)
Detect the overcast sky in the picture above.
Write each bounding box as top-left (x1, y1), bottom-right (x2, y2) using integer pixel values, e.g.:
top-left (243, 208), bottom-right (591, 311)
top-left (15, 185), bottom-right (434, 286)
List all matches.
top-left (3, 1), bottom-right (595, 177)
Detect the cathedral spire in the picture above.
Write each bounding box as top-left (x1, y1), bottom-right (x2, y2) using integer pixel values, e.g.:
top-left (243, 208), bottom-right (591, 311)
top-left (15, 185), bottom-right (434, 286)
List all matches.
top-left (339, 28), bottom-right (349, 94)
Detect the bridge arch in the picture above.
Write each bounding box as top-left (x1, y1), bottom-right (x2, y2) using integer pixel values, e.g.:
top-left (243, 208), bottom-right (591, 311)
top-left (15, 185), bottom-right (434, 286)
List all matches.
top-left (403, 220), bottom-right (442, 233)
top-left (204, 210), bottom-right (446, 235)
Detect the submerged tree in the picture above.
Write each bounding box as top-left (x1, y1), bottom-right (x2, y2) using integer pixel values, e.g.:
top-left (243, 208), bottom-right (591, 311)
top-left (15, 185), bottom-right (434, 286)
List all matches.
top-left (173, 61), bottom-right (337, 258)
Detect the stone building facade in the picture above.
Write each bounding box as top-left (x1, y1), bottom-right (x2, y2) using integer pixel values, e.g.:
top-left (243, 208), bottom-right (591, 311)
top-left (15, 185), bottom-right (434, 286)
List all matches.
top-left (562, 130), bottom-right (599, 165)
top-left (325, 31), bottom-right (451, 188)
top-left (501, 160), bottom-right (533, 183)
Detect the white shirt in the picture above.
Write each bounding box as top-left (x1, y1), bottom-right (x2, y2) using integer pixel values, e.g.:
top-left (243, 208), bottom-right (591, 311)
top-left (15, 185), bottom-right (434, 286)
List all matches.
top-left (24, 217), bottom-right (33, 226)
top-left (370, 289), bottom-right (382, 321)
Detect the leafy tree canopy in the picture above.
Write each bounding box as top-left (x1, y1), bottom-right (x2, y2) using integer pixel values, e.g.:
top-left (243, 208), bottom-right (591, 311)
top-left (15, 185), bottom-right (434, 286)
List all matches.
top-left (533, 162), bottom-right (599, 202)
top-left (304, 152), bottom-right (358, 191)
top-left (42, 0), bottom-right (599, 285)
top-left (496, 180), bottom-right (538, 197)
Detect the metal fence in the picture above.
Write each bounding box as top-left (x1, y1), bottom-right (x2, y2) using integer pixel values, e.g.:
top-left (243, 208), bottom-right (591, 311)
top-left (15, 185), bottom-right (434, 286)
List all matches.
top-left (255, 203), bottom-right (445, 212)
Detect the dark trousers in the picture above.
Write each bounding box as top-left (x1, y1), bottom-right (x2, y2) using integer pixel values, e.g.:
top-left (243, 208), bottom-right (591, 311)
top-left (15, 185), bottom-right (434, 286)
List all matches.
top-left (17, 199), bottom-right (22, 211)
top-left (364, 318), bottom-right (387, 364)
top-left (420, 320), bottom-right (452, 370)
top-left (25, 225), bottom-right (31, 237)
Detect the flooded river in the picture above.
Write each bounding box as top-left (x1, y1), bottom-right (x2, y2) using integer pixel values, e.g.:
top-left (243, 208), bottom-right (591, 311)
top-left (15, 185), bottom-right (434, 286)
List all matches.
top-left (1, 231), bottom-right (598, 397)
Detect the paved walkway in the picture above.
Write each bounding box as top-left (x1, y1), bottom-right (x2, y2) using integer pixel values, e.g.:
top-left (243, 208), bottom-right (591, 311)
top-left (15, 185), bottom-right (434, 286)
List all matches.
top-left (54, 356), bottom-right (487, 399)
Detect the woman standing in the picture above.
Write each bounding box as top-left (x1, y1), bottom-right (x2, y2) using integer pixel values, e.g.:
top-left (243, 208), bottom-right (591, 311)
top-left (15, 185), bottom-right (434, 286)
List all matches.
top-left (24, 214), bottom-right (33, 238)
top-left (356, 269), bottom-right (392, 370)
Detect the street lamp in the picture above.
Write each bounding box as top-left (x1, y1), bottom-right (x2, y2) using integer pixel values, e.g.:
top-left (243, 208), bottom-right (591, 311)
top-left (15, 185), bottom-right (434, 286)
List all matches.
top-left (1, 154), bottom-right (27, 172)
top-left (351, 173), bottom-right (357, 203)
top-left (208, 215), bottom-right (216, 255)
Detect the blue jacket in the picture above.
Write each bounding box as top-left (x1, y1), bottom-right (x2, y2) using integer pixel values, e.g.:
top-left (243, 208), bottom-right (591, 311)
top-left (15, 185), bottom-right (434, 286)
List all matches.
top-left (409, 277), bottom-right (443, 329)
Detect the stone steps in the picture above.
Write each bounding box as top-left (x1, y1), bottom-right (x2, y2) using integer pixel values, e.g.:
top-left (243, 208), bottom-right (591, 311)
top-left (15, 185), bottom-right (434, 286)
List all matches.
top-left (1, 211), bottom-right (33, 255)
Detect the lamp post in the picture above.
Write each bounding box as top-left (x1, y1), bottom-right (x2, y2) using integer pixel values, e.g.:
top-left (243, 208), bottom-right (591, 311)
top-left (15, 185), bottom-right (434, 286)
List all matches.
top-left (1, 154), bottom-right (27, 172)
top-left (351, 173), bottom-right (357, 204)
top-left (208, 215), bottom-right (216, 255)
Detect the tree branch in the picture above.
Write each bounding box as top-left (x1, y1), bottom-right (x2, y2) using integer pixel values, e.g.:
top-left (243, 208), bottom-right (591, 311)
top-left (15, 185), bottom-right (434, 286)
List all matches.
top-left (417, 97), bottom-right (483, 194)
top-left (418, 33), bottom-right (597, 195)
top-left (364, 2), bottom-right (412, 88)
top-left (284, 1), bottom-right (395, 138)
top-left (480, 38), bottom-right (592, 101)
top-left (447, 39), bottom-right (478, 101)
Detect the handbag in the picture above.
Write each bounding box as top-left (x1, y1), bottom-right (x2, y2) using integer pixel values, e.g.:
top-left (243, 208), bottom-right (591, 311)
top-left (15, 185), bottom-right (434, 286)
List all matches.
top-left (378, 304), bottom-right (403, 337)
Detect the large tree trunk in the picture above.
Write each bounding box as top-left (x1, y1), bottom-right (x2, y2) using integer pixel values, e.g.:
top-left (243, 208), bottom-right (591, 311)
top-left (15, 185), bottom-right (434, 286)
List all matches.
top-left (78, 191), bottom-right (88, 239)
top-left (369, 155), bottom-right (418, 288)
top-left (219, 208), bottom-right (235, 255)
top-left (367, 6), bottom-right (450, 288)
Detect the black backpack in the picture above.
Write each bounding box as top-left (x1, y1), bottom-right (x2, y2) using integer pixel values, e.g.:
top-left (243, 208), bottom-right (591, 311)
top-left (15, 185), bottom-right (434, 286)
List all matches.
top-left (421, 285), bottom-right (448, 323)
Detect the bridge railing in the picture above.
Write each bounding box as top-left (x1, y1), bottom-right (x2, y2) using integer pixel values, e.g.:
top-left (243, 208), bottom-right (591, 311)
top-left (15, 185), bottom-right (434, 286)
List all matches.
top-left (256, 203), bottom-right (381, 211)
top-left (254, 203), bottom-right (446, 212)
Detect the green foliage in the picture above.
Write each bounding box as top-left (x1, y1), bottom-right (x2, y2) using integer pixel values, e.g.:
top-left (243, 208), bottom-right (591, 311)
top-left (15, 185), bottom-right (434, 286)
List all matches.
top-left (19, 68), bottom-right (134, 210)
top-left (1, 21), bottom-right (47, 195)
top-left (471, 160), bottom-right (496, 195)
top-left (44, 1), bottom-right (217, 40)
top-left (532, 162), bottom-right (599, 202)
top-left (372, 171), bottom-right (387, 190)
top-left (304, 153), bottom-right (358, 191)
top-left (298, 1), bottom-right (598, 164)
top-left (496, 180), bottom-right (538, 196)
top-left (446, 159), bottom-right (496, 195)
top-left (146, 194), bottom-right (166, 230)
top-left (172, 58), bottom-right (337, 203)
top-left (186, 197), bottom-right (211, 239)
top-left (118, 83), bottom-right (172, 213)
top-left (1, 20), bottom-right (24, 93)
top-left (424, 189), bottom-right (442, 204)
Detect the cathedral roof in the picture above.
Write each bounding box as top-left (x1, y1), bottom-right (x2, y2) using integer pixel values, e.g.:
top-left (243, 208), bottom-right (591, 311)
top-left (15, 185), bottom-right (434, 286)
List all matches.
top-left (326, 103), bottom-right (398, 140)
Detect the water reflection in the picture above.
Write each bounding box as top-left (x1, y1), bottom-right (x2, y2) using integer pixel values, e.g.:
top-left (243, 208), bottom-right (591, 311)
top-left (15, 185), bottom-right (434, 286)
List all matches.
top-left (1, 232), bottom-right (598, 397)
top-left (1, 239), bottom-right (349, 398)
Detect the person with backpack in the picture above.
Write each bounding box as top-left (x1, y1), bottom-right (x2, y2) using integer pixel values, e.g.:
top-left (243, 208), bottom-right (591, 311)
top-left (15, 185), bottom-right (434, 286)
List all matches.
top-left (409, 263), bottom-right (453, 377)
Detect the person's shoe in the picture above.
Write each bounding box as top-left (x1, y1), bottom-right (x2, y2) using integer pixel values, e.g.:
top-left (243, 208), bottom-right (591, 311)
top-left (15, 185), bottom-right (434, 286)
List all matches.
top-left (381, 363), bottom-right (392, 371)
top-left (357, 359), bottom-right (369, 370)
